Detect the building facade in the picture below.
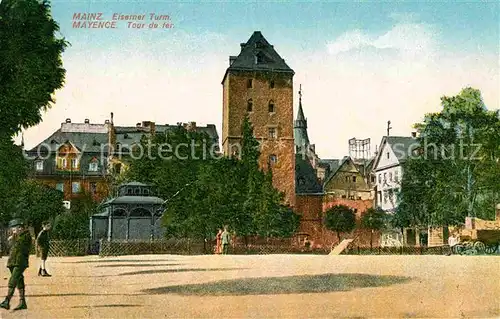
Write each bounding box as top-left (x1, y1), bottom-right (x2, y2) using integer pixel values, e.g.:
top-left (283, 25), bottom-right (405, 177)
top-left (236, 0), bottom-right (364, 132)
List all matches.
top-left (373, 136), bottom-right (418, 212)
top-left (27, 117), bottom-right (219, 204)
top-left (222, 31), bottom-right (296, 206)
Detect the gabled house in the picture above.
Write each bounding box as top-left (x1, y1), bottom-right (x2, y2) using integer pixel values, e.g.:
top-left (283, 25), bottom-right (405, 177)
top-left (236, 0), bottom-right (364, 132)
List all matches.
top-left (372, 135), bottom-right (419, 246)
top-left (323, 156), bottom-right (375, 201)
top-left (372, 135), bottom-right (418, 212)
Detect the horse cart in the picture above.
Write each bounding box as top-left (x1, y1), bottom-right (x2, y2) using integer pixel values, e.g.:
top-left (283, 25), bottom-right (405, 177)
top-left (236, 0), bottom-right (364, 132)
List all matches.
top-left (454, 207), bottom-right (500, 255)
top-left (455, 228), bottom-right (500, 255)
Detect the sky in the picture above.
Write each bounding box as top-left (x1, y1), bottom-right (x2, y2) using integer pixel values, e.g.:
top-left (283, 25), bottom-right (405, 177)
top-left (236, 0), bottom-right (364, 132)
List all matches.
top-left (19, 1), bottom-right (500, 159)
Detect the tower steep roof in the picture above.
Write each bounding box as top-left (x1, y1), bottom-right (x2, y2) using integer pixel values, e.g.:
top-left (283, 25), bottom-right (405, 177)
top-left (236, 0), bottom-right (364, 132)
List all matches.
top-left (222, 31), bottom-right (294, 83)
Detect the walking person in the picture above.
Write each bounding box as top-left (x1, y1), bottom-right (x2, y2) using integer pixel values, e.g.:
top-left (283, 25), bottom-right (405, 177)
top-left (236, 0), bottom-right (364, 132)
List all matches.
top-left (221, 226), bottom-right (230, 255)
top-left (36, 221), bottom-right (51, 277)
top-left (0, 219), bottom-right (32, 311)
top-left (215, 229), bottom-right (223, 254)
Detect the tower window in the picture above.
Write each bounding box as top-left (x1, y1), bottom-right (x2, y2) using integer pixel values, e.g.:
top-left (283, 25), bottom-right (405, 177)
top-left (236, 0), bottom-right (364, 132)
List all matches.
top-left (269, 154), bottom-right (277, 165)
top-left (247, 99), bottom-right (253, 112)
top-left (268, 128), bottom-right (277, 139)
top-left (268, 101), bottom-right (275, 113)
top-left (270, 80), bottom-right (275, 89)
top-left (247, 79), bottom-right (253, 88)
top-left (353, 176), bottom-right (357, 182)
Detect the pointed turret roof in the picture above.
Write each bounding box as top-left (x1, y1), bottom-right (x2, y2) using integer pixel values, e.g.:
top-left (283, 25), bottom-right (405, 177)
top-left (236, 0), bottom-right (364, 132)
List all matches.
top-left (222, 31), bottom-right (294, 83)
top-left (294, 85), bottom-right (310, 148)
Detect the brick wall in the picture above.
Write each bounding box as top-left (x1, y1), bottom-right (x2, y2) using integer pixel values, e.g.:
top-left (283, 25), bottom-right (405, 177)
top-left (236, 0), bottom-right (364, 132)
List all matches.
top-left (222, 71), bottom-right (295, 205)
top-left (321, 196), bottom-right (379, 247)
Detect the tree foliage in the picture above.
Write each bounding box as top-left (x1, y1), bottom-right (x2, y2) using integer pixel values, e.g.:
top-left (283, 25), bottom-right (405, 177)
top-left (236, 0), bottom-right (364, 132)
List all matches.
top-left (397, 87), bottom-right (500, 228)
top-left (361, 207), bottom-right (387, 248)
top-left (16, 180), bottom-right (65, 234)
top-left (125, 120), bottom-right (300, 241)
top-left (52, 191), bottom-right (97, 240)
top-left (0, 0), bottom-right (67, 137)
top-left (324, 205), bottom-right (356, 242)
top-left (0, 138), bottom-right (28, 225)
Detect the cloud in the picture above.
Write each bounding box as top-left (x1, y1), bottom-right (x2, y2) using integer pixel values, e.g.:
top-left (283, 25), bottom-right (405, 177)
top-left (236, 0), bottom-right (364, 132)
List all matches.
top-left (289, 16), bottom-right (498, 158)
top-left (327, 15), bottom-right (438, 61)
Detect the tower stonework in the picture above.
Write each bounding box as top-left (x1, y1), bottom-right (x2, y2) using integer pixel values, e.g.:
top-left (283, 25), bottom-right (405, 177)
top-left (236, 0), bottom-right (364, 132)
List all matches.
top-left (222, 31), bottom-right (296, 206)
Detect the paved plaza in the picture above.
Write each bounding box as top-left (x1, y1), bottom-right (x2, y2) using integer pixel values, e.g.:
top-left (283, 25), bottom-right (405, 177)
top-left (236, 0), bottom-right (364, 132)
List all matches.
top-left (0, 254), bottom-right (498, 318)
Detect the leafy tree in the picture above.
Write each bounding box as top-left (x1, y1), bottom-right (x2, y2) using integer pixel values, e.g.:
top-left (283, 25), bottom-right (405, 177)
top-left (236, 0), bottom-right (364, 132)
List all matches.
top-left (0, 139), bottom-right (28, 225)
top-left (0, 0), bottom-right (67, 228)
top-left (0, 0), bottom-right (67, 137)
top-left (361, 207), bottom-right (387, 248)
top-left (16, 180), bottom-right (65, 234)
top-left (324, 205), bottom-right (356, 242)
top-left (52, 191), bottom-right (97, 240)
top-left (397, 88), bottom-right (500, 228)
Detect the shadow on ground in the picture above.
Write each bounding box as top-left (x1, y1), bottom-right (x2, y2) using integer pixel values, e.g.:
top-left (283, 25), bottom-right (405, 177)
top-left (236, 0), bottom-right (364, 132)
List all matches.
top-left (72, 304), bottom-right (142, 308)
top-left (60, 259), bottom-right (178, 264)
top-left (119, 268), bottom-right (245, 276)
top-left (28, 293), bottom-right (145, 297)
top-left (143, 273), bottom-right (412, 296)
top-left (95, 263), bottom-right (182, 268)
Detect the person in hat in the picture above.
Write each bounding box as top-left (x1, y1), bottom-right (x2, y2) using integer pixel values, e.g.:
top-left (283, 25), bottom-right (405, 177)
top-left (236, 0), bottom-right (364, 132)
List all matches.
top-left (0, 219), bottom-right (32, 311)
top-left (36, 221), bottom-right (52, 277)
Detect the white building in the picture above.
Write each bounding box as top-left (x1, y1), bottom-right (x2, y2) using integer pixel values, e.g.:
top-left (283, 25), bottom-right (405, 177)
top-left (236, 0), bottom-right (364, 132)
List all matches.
top-left (373, 135), bottom-right (418, 212)
top-left (373, 135), bottom-right (418, 246)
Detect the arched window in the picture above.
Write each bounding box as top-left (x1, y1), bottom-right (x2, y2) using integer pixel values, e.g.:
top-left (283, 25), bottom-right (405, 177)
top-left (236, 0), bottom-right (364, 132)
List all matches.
top-left (268, 100), bottom-right (275, 113)
top-left (113, 209), bottom-right (127, 217)
top-left (247, 99), bottom-right (253, 112)
top-left (129, 208), bottom-right (151, 217)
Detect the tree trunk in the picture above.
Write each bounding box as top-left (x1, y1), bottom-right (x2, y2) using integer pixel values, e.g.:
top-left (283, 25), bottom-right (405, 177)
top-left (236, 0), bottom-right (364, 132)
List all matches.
top-left (370, 229), bottom-right (373, 249)
top-left (336, 231), bottom-right (341, 244)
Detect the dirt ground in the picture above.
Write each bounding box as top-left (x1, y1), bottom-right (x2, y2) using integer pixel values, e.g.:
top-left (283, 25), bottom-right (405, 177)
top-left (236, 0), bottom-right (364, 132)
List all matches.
top-left (0, 254), bottom-right (498, 318)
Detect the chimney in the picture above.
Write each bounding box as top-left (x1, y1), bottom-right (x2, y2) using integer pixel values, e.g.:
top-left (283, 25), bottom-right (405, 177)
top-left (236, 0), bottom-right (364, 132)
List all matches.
top-left (65, 118), bottom-right (71, 123)
top-left (142, 121), bottom-right (151, 127)
top-left (411, 132), bottom-right (417, 138)
top-left (186, 121), bottom-right (196, 132)
top-left (104, 120), bottom-right (110, 124)
top-left (84, 119), bottom-right (90, 124)
top-left (150, 122), bottom-right (156, 136)
top-left (110, 112), bottom-right (114, 125)
top-left (240, 43), bottom-right (246, 51)
top-left (136, 123), bottom-right (141, 127)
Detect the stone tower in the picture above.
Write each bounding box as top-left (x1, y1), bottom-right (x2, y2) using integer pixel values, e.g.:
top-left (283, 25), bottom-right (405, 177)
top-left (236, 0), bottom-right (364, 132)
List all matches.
top-left (222, 31), bottom-right (296, 206)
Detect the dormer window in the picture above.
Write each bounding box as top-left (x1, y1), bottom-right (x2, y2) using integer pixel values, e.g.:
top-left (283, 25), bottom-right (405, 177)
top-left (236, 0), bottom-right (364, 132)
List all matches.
top-left (35, 160), bottom-right (44, 171)
top-left (247, 79), bottom-right (253, 88)
top-left (247, 99), bottom-right (253, 112)
top-left (268, 100), bottom-right (275, 113)
top-left (88, 161), bottom-right (99, 172)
